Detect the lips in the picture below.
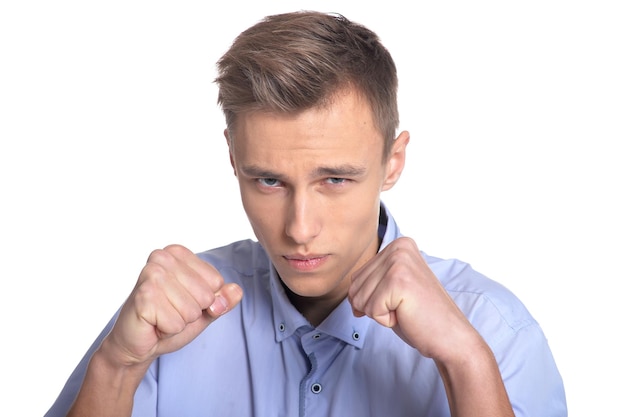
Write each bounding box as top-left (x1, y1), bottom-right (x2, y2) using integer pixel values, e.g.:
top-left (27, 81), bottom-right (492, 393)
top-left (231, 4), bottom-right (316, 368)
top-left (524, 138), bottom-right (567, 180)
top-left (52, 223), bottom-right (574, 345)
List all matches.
top-left (283, 254), bottom-right (329, 271)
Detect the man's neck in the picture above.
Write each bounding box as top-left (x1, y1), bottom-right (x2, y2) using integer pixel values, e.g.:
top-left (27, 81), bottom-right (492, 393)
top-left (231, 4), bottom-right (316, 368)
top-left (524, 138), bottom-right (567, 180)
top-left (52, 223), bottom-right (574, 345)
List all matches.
top-left (283, 286), bottom-right (346, 327)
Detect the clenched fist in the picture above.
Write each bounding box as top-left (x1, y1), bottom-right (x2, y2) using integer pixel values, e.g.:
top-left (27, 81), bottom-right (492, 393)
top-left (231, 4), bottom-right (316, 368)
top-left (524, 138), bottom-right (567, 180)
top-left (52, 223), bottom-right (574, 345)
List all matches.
top-left (104, 244), bottom-right (243, 367)
top-left (349, 237), bottom-right (480, 362)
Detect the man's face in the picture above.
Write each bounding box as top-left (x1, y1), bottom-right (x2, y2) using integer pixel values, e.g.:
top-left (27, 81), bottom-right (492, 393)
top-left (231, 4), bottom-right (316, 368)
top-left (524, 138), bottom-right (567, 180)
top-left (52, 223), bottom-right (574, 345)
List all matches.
top-left (228, 90), bottom-right (406, 305)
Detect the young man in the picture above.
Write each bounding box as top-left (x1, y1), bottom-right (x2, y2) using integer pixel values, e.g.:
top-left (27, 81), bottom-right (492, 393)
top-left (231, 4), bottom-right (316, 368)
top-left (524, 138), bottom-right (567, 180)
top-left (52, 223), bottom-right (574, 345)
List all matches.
top-left (46, 11), bottom-right (566, 417)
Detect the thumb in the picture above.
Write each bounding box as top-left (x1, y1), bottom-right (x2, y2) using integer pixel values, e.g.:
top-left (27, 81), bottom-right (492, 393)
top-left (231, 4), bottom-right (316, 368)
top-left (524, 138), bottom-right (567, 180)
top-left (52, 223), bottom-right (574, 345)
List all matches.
top-left (207, 283), bottom-right (243, 318)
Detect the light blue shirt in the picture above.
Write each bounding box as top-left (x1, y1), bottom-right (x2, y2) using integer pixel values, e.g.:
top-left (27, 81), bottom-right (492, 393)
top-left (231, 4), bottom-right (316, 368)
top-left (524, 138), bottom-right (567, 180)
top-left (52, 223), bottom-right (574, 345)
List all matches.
top-left (45, 204), bottom-right (567, 417)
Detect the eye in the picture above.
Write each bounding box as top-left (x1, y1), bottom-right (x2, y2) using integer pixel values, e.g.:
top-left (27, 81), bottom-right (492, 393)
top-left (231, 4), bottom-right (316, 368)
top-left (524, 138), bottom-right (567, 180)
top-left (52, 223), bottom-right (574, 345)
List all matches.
top-left (325, 177), bottom-right (347, 185)
top-left (257, 178), bottom-right (282, 187)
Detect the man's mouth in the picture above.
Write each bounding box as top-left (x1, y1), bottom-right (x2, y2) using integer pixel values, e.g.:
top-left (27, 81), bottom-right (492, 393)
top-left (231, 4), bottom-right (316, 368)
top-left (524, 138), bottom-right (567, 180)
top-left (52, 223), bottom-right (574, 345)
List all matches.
top-left (283, 254), bottom-right (329, 271)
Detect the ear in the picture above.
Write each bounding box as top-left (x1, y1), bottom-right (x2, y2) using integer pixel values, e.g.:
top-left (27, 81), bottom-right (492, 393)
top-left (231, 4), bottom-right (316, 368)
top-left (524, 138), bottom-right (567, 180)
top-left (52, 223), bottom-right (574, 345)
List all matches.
top-left (382, 130), bottom-right (410, 191)
top-left (224, 129), bottom-right (237, 176)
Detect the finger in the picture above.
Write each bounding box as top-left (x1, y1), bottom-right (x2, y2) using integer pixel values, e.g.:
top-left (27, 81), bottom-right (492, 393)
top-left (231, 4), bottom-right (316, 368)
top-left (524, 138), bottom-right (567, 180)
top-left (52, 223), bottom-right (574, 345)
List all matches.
top-left (164, 245), bottom-right (222, 280)
top-left (134, 262), bottom-right (205, 335)
top-left (150, 245), bottom-right (225, 310)
top-left (370, 297), bottom-right (399, 328)
top-left (206, 282), bottom-right (243, 318)
top-left (348, 251), bottom-right (389, 313)
top-left (351, 307), bottom-right (365, 318)
top-left (349, 250), bottom-right (384, 300)
top-left (353, 277), bottom-right (399, 328)
top-left (151, 298), bottom-right (197, 338)
top-left (163, 245), bottom-right (226, 291)
top-left (170, 260), bottom-right (224, 312)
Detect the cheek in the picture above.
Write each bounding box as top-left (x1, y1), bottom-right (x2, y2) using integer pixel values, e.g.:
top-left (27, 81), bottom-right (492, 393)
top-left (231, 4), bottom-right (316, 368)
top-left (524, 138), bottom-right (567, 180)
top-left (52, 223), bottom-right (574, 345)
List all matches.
top-left (240, 193), bottom-right (281, 242)
top-left (244, 210), bottom-right (274, 246)
top-left (344, 187), bottom-right (380, 221)
top-left (238, 181), bottom-right (262, 215)
top-left (329, 194), bottom-right (380, 239)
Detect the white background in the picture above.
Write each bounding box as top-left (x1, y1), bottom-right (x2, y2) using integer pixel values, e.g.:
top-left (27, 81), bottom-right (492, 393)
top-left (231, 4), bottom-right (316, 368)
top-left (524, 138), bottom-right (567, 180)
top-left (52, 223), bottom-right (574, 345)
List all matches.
top-left (1, 1), bottom-right (624, 416)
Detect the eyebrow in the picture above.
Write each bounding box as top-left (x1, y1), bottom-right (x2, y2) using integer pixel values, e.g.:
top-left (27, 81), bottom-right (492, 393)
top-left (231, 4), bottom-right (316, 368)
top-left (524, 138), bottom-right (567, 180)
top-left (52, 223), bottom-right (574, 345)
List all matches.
top-left (313, 165), bottom-right (367, 177)
top-left (239, 164), bottom-right (367, 179)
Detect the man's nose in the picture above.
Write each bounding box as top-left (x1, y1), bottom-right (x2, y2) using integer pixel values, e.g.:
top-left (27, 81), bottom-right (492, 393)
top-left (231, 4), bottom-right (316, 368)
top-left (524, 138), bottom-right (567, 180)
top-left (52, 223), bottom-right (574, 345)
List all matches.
top-left (284, 191), bottom-right (321, 245)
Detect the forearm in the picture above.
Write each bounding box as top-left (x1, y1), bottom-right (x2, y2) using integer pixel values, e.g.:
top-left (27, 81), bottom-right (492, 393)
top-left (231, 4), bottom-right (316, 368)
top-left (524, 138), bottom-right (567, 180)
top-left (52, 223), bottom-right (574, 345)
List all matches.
top-left (67, 341), bottom-right (151, 417)
top-left (436, 341), bottom-right (514, 417)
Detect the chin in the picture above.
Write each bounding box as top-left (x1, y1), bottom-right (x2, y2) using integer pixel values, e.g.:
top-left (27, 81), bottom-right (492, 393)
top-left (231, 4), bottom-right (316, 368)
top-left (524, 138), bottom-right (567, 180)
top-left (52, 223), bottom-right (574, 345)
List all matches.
top-left (280, 273), bottom-right (345, 299)
top-left (281, 277), bottom-right (324, 296)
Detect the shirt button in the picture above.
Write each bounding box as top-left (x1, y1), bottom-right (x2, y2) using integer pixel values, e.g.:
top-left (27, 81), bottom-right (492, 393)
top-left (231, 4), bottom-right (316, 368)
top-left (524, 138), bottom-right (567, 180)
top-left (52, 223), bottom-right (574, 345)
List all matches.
top-left (311, 383), bottom-right (323, 394)
top-left (312, 333), bottom-right (321, 339)
top-left (279, 323), bottom-right (285, 332)
top-left (352, 331), bottom-right (360, 341)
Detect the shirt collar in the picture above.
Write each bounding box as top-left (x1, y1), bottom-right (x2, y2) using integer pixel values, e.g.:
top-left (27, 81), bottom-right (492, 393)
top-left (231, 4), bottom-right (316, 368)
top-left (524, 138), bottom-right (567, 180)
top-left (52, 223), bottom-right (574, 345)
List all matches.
top-left (270, 202), bottom-right (402, 347)
top-left (379, 201), bottom-right (402, 250)
top-left (270, 267), bottom-right (310, 342)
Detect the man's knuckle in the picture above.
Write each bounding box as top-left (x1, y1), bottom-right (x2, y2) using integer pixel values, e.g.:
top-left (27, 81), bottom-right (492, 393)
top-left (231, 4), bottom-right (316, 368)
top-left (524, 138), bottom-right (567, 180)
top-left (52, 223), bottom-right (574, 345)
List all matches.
top-left (164, 244), bottom-right (189, 258)
top-left (147, 248), bottom-right (174, 265)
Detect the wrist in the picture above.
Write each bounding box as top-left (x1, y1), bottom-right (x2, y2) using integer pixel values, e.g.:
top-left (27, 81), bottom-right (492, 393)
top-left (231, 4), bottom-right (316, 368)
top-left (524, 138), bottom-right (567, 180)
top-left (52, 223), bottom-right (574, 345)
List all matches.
top-left (67, 340), bottom-right (153, 417)
top-left (89, 346), bottom-right (151, 390)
